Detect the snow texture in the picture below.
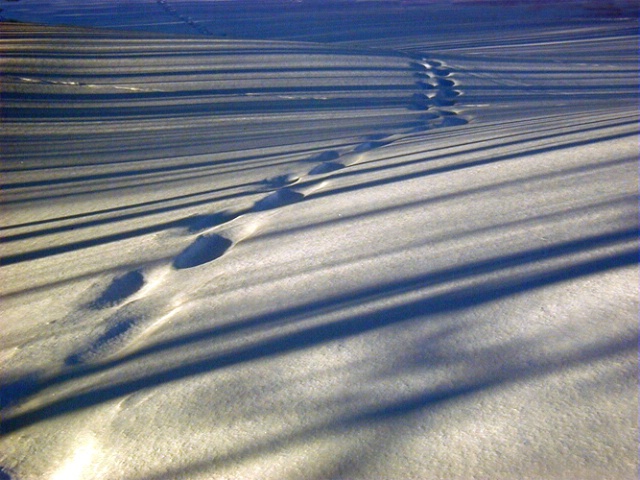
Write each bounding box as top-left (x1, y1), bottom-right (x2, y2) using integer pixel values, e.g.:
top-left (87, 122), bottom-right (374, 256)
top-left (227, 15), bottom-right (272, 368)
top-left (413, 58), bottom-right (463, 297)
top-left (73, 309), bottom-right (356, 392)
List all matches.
top-left (0, 1), bottom-right (638, 479)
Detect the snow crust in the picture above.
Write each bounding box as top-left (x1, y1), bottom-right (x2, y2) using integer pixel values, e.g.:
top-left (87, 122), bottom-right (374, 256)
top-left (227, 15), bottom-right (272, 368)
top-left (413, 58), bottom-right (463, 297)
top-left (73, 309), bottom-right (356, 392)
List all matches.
top-left (0, 1), bottom-right (638, 479)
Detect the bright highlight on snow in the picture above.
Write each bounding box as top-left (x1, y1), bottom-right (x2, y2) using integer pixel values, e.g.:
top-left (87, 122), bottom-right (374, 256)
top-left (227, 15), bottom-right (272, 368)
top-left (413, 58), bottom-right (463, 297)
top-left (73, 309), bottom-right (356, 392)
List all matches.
top-left (0, 1), bottom-right (637, 479)
top-left (50, 437), bottom-right (97, 480)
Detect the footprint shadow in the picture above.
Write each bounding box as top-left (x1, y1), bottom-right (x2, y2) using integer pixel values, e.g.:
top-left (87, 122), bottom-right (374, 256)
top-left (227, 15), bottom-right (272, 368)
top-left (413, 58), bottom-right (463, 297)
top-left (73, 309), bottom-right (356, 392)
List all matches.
top-left (306, 150), bottom-right (341, 163)
top-left (353, 140), bottom-right (390, 153)
top-left (416, 80), bottom-right (436, 90)
top-left (260, 173), bottom-right (300, 190)
top-left (66, 314), bottom-right (141, 365)
top-left (437, 78), bottom-right (456, 88)
top-left (184, 211), bottom-right (237, 233)
top-left (409, 93), bottom-right (431, 110)
top-left (253, 188), bottom-right (305, 212)
top-left (309, 162), bottom-right (345, 175)
top-left (90, 271), bottom-right (145, 309)
top-left (171, 54), bottom-right (467, 264)
top-left (173, 234), bottom-right (233, 269)
top-left (438, 116), bottom-right (468, 127)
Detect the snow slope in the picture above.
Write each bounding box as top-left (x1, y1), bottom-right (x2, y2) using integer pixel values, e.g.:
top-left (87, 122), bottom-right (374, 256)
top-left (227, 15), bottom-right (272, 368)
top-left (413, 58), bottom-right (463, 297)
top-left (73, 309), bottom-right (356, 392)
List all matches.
top-left (1, 2), bottom-right (638, 479)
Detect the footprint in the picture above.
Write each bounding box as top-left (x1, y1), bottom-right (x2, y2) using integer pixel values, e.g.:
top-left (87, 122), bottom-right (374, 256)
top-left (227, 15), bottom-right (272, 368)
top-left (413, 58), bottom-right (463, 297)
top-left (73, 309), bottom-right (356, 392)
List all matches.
top-left (432, 68), bottom-right (452, 77)
top-left (184, 211), bottom-right (237, 233)
top-left (438, 116), bottom-right (469, 127)
top-left (413, 71), bottom-right (432, 80)
top-left (307, 150), bottom-right (340, 163)
top-left (407, 55), bottom-right (469, 132)
top-left (66, 302), bottom-right (184, 365)
top-left (409, 61), bottom-right (429, 71)
top-left (173, 234), bottom-right (232, 269)
top-left (66, 315), bottom-right (139, 365)
top-left (65, 313), bottom-right (142, 365)
top-left (253, 188), bottom-right (304, 212)
top-left (398, 120), bottom-right (424, 130)
top-left (437, 78), bottom-right (456, 88)
top-left (419, 112), bottom-right (440, 121)
top-left (438, 89), bottom-right (462, 99)
top-left (416, 80), bottom-right (436, 90)
top-left (409, 93), bottom-right (431, 110)
top-left (90, 271), bottom-right (145, 309)
top-left (260, 173), bottom-right (300, 190)
top-left (309, 162), bottom-right (345, 175)
top-left (353, 140), bottom-right (389, 153)
top-left (409, 124), bottom-right (430, 133)
top-left (432, 97), bottom-right (455, 107)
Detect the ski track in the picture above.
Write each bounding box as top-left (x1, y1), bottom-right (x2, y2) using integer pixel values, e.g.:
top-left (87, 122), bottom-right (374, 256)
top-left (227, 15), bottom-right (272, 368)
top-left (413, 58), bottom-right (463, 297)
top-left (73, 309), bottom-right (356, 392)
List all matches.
top-left (56, 53), bottom-right (468, 365)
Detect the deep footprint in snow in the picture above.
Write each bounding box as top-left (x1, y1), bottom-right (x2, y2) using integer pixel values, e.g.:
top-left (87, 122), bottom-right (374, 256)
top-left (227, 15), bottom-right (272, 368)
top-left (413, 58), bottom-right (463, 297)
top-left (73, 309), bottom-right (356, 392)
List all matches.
top-left (409, 93), bottom-right (431, 110)
top-left (309, 161), bottom-right (345, 175)
top-left (432, 97), bottom-right (455, 107)
top-left (437, 78), bottom-right (456, 88)
top-left (184, 211), bottom-right (237, 233)
top-left (409, 61), bottom-right (429, 72)
top-left (419, 112), bottom-right (441, 121)
top-left (173, 234), bottom-right (233, 269)
top-left (66, 300), bottom-right (184, 365)
top-left (437, 116), bottom-right (469, 127)
top-left (416, 80), bottom-right (436, 90)
top-left (260, 173), bottom-right (300, 190)
top-left (307, 150), bottom-right (341, 163)
top-left (438, 89), bottom-right (462, 99)
top-left (365, 133), bottom-right (392, 141)
top-left (66, 314), bottom-right (141, 365)
top-left (407, 56), bottom-right (469, 131)
top-left (353, 140), bottom-right (390, 153)
top-left (432, 67), bottom-right (453, 77)
top-left (413, 70), bottom-right (432, 80)
top-left (90, 270), bottom-right (145, 309)
top-left (253, 187), bottom-right (304, 211)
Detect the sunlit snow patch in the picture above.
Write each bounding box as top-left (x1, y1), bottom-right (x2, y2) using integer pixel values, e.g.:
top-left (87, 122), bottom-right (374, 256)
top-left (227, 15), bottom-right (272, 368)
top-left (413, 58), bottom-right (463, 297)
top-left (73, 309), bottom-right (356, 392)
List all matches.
top-left (51, 437), bottom-right (96, 480)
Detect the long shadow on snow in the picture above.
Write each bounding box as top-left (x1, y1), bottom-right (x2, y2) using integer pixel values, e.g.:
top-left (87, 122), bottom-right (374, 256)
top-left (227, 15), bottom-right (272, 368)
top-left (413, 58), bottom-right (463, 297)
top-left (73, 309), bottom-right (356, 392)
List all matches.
top-left (1, 226), bottom-right (637, 435)
top-left (0, 209), bottom-right (240, 267)
top-left (3, 115), bottom-right (634, 265)
top-left (136, 330), bottom-right (637, 480)
top-left (294, 117), bottom-right (638, 200)
top-left (2, 95), bottom-right (412, 123)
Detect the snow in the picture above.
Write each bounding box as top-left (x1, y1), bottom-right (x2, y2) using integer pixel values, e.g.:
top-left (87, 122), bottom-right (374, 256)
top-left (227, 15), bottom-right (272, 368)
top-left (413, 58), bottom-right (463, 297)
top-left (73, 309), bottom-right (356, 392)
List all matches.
top-left (0, 1), bottom-right (638, 479)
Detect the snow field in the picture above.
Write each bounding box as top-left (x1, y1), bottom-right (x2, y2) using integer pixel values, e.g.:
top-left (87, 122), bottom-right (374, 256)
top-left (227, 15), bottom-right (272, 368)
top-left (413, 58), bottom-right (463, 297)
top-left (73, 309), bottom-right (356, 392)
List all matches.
top-left (0, 2), bottom-right (638, 479)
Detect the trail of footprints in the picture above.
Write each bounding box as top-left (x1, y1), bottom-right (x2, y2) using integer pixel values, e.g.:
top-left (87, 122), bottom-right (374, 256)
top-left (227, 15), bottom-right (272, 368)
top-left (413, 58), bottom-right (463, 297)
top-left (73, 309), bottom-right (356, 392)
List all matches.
top-left (156, 0), bottom-right (214, 36)
top-left (68, 56), bottom-right (468, 366)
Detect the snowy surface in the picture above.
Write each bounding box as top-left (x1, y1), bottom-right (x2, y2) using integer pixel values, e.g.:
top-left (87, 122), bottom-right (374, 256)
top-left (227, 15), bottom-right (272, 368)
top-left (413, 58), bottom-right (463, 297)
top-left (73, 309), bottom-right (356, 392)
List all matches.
top-left (0, 1), bottom-right (638, 479)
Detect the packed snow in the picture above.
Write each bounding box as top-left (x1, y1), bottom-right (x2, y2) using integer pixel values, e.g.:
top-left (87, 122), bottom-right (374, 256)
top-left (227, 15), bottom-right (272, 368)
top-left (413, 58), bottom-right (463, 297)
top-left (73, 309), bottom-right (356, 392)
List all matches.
top-left (0, 1), bottom-right (638, 479)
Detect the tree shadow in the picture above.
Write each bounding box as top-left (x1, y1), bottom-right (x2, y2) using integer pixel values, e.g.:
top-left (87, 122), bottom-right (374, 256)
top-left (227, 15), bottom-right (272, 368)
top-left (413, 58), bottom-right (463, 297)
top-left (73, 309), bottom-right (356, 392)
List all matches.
top-left (1, 223), bottom-right (636, 435)
top-left (1, 16), bottom-right (638, 478)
